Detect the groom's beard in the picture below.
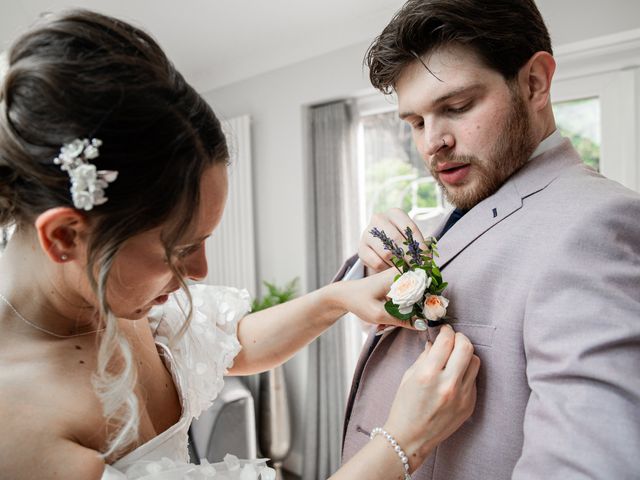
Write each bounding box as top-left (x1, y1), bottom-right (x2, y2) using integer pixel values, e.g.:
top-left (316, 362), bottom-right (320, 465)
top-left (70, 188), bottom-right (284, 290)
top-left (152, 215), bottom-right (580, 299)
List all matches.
top-left (430, 87), bottom-right (536, 211)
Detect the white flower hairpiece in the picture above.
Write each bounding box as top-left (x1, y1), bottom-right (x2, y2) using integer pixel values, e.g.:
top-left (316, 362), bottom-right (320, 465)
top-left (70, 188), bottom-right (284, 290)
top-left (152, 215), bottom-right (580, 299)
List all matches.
top-left (53, 138), bottom-right (118, 211)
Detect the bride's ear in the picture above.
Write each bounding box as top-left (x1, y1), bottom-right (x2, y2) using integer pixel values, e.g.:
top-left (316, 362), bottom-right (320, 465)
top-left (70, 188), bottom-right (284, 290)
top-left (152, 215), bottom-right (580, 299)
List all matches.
top-left (34, 207), bottom-right (91, 263)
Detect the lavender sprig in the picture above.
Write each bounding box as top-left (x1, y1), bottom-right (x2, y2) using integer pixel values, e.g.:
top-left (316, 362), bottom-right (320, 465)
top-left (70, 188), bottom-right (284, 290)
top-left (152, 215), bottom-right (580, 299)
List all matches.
top-left (370, 227), bottom-right (405, 259)
top-left (404, 226), bottom-right (423, 266)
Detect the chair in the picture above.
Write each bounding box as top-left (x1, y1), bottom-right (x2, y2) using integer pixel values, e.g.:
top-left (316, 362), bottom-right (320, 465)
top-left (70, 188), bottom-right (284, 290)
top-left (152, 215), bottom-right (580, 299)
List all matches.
top-left (188, 376), bottom-right (257, 462)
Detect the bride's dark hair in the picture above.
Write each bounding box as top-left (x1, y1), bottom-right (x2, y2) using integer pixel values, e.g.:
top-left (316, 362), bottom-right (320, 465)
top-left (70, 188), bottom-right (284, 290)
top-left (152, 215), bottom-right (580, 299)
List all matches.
top-left (0, 9), bottom-right (228, 457)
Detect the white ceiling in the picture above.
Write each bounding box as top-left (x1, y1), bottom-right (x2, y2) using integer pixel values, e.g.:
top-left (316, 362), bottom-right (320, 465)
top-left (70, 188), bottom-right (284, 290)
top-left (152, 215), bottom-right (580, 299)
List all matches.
top-left (0, 0), bottom-right (406, 92)
top-left (2, 1), bottom-right (640, 94)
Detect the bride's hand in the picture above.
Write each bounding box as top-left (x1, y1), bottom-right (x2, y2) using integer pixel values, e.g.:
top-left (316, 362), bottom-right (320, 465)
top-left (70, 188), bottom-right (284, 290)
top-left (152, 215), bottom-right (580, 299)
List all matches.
top-left (358, 208), bottom-right (426, 274)
top-left (333, 268), bottom-right (420, 331)
top-left (382, 324), bottom-right (480, 471)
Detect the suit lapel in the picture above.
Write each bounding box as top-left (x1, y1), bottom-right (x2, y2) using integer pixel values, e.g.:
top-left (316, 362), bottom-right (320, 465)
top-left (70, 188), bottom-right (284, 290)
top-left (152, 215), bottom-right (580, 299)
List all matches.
top-left (436, 180), bottom-right (522, 269)
top-left (435, 139), bottom-right (582, 269)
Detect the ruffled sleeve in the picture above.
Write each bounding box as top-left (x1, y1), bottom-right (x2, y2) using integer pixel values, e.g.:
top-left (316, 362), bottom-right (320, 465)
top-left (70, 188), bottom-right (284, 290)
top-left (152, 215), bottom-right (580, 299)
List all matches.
top-left (147, 284), bottom-right (251, 420)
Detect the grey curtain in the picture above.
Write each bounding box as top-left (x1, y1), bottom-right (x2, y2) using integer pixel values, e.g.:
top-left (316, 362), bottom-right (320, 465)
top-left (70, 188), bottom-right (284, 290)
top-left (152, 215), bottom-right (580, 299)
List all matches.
top-left (303, 100), bottom-right (359, 479)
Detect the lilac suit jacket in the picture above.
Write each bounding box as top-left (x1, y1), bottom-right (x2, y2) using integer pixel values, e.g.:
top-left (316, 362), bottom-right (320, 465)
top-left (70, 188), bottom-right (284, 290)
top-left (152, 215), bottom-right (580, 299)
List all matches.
top-left (341, 140), bottom-right (640, 479)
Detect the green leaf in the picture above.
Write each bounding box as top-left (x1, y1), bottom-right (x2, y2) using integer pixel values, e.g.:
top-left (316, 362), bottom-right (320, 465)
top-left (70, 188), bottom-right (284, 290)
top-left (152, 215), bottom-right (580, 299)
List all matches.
top-left (252, 277), bottom-right (300, 312)
top-left (436, 282), bottom-right (448, 294)
top-left (384, 300), bottom-right (413, 321)
top-left (392, 257), bottom-right (407, 271)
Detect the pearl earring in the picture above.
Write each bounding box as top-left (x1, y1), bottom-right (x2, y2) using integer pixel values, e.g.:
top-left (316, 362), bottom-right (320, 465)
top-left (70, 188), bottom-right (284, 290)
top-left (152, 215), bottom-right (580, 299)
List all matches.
top-left (60, 254), bottom-right (68, 261)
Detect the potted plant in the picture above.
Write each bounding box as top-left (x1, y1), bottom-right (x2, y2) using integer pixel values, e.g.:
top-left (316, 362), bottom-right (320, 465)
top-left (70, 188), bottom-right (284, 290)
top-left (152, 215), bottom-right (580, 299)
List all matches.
top-left (253, 278), bottom-right (299, 480)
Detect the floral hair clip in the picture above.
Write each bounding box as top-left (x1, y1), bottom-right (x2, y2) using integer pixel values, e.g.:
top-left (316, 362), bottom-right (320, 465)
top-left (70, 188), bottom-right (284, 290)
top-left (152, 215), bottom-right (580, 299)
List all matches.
top-left (53, 138), bottom-right (118, 211)
top-left (371, 226), bottom-right (449, 331)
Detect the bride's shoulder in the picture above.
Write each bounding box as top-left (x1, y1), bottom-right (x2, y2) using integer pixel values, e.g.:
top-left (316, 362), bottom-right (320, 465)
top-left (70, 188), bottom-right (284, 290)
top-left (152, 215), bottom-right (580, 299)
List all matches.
top-left (0, 419), bottom-right (105, 479)
top-left (0, 368), bottom-right (105, 478)
top-left (0, 337), bottom-right (109, 461)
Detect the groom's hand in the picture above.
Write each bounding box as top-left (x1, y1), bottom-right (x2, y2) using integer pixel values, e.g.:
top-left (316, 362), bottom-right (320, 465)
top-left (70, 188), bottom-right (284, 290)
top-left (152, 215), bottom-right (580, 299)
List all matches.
top-left (359, 208), bottom-right (426, 274)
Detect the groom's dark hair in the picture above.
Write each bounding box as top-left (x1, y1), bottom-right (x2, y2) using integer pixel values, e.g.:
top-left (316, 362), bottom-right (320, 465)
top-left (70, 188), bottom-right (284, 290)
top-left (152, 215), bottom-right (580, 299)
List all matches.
top-left (366, 0), bottom-right (552, 93)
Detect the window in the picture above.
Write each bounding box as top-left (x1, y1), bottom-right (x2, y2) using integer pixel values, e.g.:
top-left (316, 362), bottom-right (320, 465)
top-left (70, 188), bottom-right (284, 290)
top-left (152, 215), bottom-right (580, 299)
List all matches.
top-left (356, 106), bottom-right (447, 234)
top-left (553, 97), bottom-right (600, 171)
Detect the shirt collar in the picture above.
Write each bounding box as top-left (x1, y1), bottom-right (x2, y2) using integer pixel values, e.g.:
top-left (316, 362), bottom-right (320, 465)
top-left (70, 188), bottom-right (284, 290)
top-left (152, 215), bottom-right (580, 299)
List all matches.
top-left (530, 129), bottom-right (563, 159)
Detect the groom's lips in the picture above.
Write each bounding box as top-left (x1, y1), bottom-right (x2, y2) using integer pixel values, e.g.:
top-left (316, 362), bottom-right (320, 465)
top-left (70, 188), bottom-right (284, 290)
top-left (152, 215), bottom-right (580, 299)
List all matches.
top-left (436, 162), bottom-right (471, 185)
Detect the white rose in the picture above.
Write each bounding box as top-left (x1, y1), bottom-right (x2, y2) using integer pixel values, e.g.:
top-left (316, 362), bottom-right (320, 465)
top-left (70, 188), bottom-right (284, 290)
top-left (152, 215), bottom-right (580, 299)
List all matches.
top-left (423, 294), bottom-right (449, 321)
top-left (388, 269), bottom-right (430, 315)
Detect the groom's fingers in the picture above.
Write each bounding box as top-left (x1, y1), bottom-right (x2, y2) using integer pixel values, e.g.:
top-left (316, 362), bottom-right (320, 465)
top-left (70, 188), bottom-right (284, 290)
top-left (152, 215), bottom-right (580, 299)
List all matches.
top-left (362, 210), bottom-right (408, 260)
top-left (385, 208), bottom-right (426, 247)
top-left (358, 244), bottom-right (393, 273)
top-left (359, 251), bottom-right (391, 273)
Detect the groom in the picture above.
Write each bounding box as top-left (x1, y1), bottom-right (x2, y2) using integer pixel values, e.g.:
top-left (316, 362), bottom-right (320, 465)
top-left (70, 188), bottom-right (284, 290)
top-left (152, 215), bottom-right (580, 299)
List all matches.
top-left (341, 0), bottom-right (640, 478)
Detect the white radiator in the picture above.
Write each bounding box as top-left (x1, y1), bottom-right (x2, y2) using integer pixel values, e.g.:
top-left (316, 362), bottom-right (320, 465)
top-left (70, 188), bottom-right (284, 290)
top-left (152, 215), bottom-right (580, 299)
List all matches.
top-left (204, 115), bottom-right (257, 298)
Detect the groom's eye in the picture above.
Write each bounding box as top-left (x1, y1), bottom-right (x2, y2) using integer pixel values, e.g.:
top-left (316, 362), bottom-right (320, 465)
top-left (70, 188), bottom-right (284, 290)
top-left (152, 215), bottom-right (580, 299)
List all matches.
top-left (445, 102), bottom-right (472, 115)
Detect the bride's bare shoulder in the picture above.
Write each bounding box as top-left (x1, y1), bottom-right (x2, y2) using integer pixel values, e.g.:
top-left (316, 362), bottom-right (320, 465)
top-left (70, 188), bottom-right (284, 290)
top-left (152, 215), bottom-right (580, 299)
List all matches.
top-left (0, 419), bottom-right (105, 479)
top-left (0, 338), bottom-right (108, 476)
top-left (0, 382), bottom-right (105, 478)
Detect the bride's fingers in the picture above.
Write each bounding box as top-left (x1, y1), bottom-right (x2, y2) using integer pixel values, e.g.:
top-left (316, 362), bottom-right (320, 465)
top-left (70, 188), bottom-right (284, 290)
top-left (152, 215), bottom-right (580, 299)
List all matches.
top-left (423, 324), bottom-right (456, 371)
top-left (460, 354), bottom-right (481, 391)
top-left (366, 268), bottom-right (398, 295)
top-left (443, 332), bottom-right (474, 378)
top-left (402, 339), bottom-right (433, 382)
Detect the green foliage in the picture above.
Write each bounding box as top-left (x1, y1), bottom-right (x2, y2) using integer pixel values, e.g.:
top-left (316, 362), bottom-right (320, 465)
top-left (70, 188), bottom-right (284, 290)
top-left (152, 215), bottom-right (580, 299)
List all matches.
top-left (559, 127), bottom-right (599, 170)
top-left (251, 278), bottom-right (300, 312)
top-left (384, 300), bottom-right (414, 321)
top-left (367, 157), bottom-right (439, 214)
top-left (552, 97), bottom-right (600, 171)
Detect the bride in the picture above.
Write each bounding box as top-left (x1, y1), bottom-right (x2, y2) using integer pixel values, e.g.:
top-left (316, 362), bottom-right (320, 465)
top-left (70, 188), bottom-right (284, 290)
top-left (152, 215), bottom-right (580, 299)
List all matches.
top-left (0, 10), bottom-right (479, 479)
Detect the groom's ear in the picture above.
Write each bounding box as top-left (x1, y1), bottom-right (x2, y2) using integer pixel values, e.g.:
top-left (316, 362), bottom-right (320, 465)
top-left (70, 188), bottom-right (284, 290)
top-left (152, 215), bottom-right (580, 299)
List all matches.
top-left (34, 207), bottom-right (91, 263)
top-left (518, 51), bottom-right (556, 112)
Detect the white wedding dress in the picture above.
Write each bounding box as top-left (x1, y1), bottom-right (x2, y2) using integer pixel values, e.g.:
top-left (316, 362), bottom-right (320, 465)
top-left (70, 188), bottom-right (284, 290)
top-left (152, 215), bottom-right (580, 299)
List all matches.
top-left (101, 284), bottom-right (275, 480)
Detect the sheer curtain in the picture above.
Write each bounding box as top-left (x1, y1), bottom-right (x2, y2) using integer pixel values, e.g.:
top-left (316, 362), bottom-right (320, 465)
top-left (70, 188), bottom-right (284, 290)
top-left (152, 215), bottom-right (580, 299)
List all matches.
top-left (303, 100), bottom-right (359, 479)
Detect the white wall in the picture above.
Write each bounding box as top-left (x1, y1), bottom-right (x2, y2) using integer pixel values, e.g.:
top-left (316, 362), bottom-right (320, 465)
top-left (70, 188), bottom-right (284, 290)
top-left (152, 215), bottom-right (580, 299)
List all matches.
top-left (202, 41), bottom-right (375, 473)
top-left (202, 1), bottom-right (640, 474)
top-left (540, 0), bottom-right (640, 47)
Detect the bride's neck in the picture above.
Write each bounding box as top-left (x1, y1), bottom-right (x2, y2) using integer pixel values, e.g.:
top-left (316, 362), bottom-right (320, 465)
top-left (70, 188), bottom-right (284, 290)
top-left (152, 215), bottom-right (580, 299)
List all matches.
top-left (0, 231), bottom-right (99, 338)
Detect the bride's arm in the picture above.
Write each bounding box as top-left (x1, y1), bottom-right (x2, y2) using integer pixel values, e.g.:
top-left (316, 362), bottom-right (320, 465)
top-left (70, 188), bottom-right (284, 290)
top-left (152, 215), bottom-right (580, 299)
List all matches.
top-left (228, 269), bottom-right (402, 375)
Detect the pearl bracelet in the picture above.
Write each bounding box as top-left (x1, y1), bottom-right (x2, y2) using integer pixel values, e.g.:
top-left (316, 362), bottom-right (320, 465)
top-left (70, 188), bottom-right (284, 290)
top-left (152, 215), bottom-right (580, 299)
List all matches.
top-left (369, 427), bottom-right (411, 479)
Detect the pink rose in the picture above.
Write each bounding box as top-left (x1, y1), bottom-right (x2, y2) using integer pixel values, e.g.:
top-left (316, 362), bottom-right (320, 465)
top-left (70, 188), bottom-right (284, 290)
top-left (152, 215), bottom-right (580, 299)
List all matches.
top-left (423, 294), bottom-right (449, 321)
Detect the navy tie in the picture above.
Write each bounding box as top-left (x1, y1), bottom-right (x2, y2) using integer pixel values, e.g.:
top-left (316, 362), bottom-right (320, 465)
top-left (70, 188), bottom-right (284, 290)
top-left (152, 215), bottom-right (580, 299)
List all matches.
top-left (438, 208), bottom-right (467, 239)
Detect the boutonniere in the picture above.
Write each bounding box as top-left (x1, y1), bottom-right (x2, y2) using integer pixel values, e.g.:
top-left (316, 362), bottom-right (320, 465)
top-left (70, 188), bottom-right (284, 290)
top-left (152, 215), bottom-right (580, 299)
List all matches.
top-left (371, 226), bottom-right (449, 331)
